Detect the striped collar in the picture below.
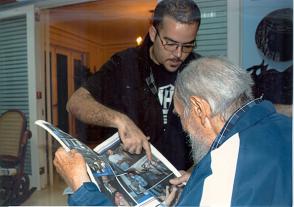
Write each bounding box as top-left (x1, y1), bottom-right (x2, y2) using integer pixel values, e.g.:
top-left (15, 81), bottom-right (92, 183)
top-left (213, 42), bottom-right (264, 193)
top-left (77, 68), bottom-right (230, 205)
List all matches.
top-left (210, 97), bottom-right (263, 150)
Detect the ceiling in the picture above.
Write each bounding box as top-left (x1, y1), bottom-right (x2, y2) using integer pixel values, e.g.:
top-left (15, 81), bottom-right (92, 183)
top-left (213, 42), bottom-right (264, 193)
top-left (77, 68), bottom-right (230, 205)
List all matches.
top-left (50, 0), bottom-right (157, 45)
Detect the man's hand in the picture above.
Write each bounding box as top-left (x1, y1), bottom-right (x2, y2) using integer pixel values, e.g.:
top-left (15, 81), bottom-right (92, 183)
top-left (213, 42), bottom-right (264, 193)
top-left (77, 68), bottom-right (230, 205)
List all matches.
top-left (53, 148), bottom-right (90, 191)
top-left (116, 115), bottom-right (152, 160)
top-left (169, 170), bottom-right (191, 187)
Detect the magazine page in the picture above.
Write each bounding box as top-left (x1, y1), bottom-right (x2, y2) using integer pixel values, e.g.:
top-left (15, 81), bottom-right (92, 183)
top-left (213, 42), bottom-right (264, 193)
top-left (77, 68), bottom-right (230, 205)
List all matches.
top-left (93, 132), bottom-right (182, 207)
top-left (35, 120), bottom-right (181, 206)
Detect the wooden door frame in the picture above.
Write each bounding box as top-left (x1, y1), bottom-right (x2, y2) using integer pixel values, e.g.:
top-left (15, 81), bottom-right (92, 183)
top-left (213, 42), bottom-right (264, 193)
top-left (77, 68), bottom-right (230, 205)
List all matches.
top-left (50, 46), bottom-right (86, 136)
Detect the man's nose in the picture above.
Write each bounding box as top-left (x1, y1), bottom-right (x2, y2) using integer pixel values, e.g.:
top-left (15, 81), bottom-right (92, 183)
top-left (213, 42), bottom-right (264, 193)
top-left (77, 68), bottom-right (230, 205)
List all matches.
top-left (173, 45), bottom-right (183, 58)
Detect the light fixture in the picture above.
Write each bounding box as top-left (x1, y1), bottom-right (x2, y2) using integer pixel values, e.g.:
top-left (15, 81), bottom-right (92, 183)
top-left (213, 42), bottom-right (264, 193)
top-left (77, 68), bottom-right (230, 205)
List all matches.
top-left (136, 36), bottom-right (143, 46)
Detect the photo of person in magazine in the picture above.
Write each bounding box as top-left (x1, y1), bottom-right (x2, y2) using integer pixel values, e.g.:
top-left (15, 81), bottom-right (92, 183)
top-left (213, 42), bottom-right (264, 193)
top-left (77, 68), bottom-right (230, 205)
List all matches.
top-left (94, 142), bottom-right (177, 205)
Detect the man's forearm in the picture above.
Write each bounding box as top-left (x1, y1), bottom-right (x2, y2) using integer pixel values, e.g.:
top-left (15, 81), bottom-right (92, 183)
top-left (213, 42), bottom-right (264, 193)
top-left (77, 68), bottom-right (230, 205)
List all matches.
top-left (67, 87), bottom-right (124, 128)
top-left (67, 87), bottom-right (150, 157)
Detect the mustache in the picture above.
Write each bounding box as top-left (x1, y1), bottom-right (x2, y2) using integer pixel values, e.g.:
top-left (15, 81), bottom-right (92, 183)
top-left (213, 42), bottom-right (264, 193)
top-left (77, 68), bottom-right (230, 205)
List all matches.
top-left (169, 57), bottom-right (183, 63)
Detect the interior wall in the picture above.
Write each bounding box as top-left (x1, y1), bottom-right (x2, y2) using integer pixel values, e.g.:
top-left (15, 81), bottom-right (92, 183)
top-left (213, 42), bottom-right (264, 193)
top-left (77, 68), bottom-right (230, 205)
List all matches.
top-left (49, 25), bottom-right (148, 72)
top-left (50, 26), bottom-right (99, 70)
top-left (49, 0), bottom-right (156, 71)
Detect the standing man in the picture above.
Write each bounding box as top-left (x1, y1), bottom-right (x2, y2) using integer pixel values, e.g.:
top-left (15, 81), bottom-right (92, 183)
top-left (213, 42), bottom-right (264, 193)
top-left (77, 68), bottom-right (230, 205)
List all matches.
top-left (67, 0), bottom-right (201, 170)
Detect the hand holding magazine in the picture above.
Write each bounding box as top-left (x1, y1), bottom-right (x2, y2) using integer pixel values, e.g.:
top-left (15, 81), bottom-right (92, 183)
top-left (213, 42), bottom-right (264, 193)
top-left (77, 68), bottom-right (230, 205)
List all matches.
top-left (35, 120), bottom-right (183, 206)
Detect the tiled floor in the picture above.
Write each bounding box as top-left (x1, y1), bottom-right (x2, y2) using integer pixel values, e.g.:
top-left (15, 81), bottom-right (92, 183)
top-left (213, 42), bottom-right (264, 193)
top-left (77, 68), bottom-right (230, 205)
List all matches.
top-left (22, 175), bottom-right (67, 206)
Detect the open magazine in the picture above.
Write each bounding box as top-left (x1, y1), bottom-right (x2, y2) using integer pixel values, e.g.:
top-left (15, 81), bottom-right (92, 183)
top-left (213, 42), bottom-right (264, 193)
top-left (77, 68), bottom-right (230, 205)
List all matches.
top-left (35, 120), bottom-right (182, 206)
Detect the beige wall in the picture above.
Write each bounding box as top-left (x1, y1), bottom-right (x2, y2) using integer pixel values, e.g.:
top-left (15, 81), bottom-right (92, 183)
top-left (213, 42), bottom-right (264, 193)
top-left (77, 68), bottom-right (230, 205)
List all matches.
top-left (50, 24), bottom-right (146, 71)
top-left (49, 0), bottom-right (154, 71)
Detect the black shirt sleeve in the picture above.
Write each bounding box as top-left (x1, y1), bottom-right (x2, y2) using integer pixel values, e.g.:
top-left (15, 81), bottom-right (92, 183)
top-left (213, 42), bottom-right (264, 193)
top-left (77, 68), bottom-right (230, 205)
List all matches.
top-left (83, 54), bottom-right (123, 110)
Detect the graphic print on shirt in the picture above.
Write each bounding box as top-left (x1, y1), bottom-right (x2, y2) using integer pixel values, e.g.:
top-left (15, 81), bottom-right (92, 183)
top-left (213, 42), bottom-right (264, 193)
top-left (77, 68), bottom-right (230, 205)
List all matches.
top-left (158, 84), bottom-right (174, 124)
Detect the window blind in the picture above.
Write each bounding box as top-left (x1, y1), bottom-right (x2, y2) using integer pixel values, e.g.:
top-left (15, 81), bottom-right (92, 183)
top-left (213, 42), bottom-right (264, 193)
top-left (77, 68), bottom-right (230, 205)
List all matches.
top-left (0, 15), bottom-right (31, 174)
top-left (194, 0), bottom-right (227, 56)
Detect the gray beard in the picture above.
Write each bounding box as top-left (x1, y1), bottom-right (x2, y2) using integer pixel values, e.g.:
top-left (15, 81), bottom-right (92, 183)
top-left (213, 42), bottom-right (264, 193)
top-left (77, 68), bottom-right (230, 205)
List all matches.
top-left (188, 134), bottom-right (210, 165)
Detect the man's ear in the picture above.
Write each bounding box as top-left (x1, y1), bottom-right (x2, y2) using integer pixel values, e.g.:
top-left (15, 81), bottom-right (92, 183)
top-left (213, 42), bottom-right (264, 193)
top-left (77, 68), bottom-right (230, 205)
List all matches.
top-left (190, 96), bottom-right (211, 126)
top-left (149, 26), bottom-right (156, 42)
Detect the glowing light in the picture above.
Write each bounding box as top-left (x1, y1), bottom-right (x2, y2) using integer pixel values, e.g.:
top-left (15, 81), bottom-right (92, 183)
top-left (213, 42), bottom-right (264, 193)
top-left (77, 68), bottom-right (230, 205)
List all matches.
top-left (136, 36), bottom-right (143, 46)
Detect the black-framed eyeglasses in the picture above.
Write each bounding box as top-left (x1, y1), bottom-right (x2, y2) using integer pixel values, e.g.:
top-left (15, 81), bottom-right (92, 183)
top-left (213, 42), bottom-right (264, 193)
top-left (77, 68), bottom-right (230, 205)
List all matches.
top-left (155, 28), bottom-right (196, 53)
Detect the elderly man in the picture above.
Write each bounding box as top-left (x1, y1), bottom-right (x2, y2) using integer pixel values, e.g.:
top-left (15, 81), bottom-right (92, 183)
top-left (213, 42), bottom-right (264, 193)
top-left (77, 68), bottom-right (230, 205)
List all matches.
top-left (172, 56), bottom-right (292, 206)
top-left (54, 57), bottom-right (291, 206)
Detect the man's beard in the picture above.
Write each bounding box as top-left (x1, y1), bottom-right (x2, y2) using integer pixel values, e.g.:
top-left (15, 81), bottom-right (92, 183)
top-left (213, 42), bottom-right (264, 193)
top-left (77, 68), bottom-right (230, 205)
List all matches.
top-left (188, 133), bottom-right (210, 165)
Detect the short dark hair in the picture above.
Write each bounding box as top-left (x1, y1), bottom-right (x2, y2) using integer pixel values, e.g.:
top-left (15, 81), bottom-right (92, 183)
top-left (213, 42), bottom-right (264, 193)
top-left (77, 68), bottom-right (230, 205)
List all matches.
top-left (152, 0), bottom-right (201, 29)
